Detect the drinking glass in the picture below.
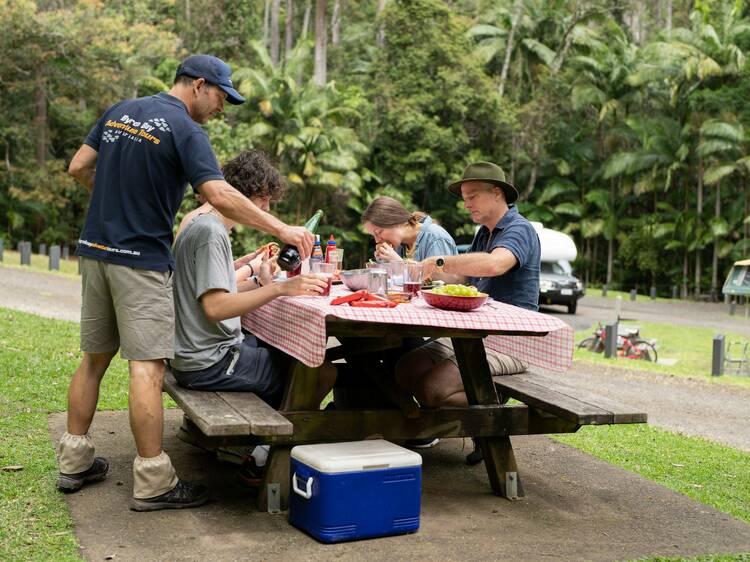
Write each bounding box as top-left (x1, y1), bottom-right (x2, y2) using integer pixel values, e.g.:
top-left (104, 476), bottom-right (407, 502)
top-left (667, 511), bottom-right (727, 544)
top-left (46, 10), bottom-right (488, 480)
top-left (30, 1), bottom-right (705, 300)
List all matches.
top-left (311, 261), bottom-right (336, 296)
top-left (367, 270), bottom-right (388, 295)
top-left (331, 248), bottom-right (344, 274)
top-left (403, 262), bottom-right (423, 296)
top-left (388, 260), bottom-right (405, 290)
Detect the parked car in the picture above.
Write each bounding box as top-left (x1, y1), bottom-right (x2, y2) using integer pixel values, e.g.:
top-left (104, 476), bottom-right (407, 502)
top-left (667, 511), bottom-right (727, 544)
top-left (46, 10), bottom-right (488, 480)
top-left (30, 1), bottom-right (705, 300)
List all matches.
top-left (539, 260), bottom-right (585, 314)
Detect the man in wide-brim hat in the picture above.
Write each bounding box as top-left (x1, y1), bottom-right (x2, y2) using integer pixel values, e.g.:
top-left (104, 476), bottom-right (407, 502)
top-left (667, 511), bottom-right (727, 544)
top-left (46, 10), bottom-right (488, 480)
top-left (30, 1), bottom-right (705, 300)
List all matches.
top-left (395, 161), bottom-right (541, 461)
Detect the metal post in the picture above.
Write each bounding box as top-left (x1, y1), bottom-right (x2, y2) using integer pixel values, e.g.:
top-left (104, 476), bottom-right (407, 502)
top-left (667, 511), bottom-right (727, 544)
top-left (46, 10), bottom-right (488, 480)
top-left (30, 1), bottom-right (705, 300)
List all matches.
top-left (19, 241), bottom-right (31, 265)
top-left (39, 243), bottom-right (47, 256)
top-left (601, 284), bottom-right (608, 297)
top-left (672, 285), bottom-right (678, 299)
top-left (730, 299), bottom-right (736, 316)
top-left (62, 245), bottom-right (69, 260)
top-left (604, 321), bottom-right (618, 359)
top-left (650, 286), bottom-right (657, 300)
top-left (0, 238), bottom-right (4, 262)
top-left (614, 296), bottom-right (622, 321)
top-left (630, 289), bottom-right (637, 302)
top-left (712, 334), bottom-right (725, 377)
top-left (49, 245), bottom-right (61, 270)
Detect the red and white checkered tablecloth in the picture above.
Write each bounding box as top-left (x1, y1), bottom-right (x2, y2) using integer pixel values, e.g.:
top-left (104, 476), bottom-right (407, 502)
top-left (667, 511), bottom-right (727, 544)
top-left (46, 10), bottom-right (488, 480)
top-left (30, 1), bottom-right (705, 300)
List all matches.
top-left (241, 286), bottom-right (574, 372)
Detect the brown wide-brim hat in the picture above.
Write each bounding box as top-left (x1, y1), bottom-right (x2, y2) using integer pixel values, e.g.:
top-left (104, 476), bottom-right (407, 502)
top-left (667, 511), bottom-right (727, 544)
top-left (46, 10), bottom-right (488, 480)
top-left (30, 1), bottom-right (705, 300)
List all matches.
top-left (448, 161), bottom-right (519, 204)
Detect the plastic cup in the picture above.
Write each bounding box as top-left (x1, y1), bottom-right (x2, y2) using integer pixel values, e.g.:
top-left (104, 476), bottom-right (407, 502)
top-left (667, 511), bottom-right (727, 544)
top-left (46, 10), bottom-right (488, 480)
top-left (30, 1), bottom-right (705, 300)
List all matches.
top-left (311, 261), bottom-right (336, 296)
top-left (330, 248), bottom-right (344, 273)
top-left (403, 262), bottom-right (423, 296)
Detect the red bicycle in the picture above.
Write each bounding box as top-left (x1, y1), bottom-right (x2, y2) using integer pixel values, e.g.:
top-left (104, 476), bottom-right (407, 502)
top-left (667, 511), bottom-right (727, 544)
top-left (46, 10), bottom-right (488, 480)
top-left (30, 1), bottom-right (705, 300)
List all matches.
top-left (577, 323), bottom-right (658, 362)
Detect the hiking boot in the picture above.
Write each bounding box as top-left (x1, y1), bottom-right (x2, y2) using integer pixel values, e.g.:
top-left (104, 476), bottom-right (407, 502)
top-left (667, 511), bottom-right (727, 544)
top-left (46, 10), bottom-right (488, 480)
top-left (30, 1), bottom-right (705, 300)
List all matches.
top-left (129, 479), bottom-right (210, 512)
top-left (465, 439), bottom-right (484, 466)
top-left (405, 438), bottom-right (440, 449)
top-left (57, 457), bottom-right (109, 493)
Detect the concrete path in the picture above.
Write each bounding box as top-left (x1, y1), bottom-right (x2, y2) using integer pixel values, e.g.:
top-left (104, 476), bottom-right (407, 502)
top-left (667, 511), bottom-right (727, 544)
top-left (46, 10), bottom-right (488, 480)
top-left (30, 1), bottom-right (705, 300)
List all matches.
top-left (49, 411), bottom-right (750, 561)
top-left (0, 265), bottom-right (81, 322)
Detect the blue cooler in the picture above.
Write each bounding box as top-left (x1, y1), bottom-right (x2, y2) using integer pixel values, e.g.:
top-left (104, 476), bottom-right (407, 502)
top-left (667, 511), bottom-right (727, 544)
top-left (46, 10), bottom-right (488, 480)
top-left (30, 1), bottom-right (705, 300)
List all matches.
top-left (289, 440), bottom-right (422, 543)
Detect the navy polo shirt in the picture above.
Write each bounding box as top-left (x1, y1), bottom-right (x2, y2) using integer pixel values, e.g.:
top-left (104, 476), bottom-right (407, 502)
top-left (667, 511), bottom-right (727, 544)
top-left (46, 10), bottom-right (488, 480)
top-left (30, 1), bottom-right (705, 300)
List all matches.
top-left (77, 92), bottom-right (224, 271)
top-left (468, 206), bottom-right (541, 311)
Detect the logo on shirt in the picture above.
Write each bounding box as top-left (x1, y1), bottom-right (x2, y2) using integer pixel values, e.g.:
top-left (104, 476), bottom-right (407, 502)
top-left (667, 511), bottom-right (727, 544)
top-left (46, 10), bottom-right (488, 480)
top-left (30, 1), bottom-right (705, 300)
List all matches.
top-left (102, 114), bottom-right (171, 145)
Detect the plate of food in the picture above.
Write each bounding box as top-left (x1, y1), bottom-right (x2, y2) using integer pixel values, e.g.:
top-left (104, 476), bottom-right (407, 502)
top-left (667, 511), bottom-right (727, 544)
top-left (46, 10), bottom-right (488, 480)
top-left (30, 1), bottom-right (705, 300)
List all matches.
top-left (422, 284), bottom-right (488, 311)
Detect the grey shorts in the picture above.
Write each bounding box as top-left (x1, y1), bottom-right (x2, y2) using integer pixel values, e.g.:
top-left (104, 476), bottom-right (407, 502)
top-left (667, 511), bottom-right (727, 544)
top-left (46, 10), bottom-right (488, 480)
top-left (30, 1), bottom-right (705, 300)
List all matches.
top-left (171, 336), bottom-right (286, 407)
top-left (80, 257), bottom-right (175, 361)
top-left (420, 338), bottom-right (526, 376)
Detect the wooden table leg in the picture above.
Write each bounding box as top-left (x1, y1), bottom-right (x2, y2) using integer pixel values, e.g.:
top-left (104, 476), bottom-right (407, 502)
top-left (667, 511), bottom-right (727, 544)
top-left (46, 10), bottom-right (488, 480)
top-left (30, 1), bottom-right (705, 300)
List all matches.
top-left (257, 361), bottom-right (321, 512)
top-left (452, 338), bottom-right (525, 499)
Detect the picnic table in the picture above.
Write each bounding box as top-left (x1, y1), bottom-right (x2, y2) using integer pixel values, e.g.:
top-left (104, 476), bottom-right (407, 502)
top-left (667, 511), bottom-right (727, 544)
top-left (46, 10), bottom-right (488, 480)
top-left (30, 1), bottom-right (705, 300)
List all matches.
top-left (164, 286), bottom-right (646, 512)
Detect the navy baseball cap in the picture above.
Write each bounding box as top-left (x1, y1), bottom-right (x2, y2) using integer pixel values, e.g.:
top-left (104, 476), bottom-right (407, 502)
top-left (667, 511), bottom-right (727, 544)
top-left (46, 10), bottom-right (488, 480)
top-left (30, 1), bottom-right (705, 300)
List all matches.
top-left (175, 55), bottom-right (245, 105)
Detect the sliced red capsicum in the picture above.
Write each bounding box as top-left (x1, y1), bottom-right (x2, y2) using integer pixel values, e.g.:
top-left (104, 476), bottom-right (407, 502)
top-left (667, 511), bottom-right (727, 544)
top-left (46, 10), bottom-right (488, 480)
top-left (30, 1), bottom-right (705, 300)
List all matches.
top-left (330, 290), bottom-right (368, 306)
top-left (350, 300), bottom-right (398, 308)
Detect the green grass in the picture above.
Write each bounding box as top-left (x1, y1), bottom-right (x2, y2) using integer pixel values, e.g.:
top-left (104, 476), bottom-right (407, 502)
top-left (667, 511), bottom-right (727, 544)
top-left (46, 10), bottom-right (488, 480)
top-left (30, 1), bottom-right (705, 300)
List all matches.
top-left (1, 308), bottom-right (141, 561)
top-left (574, 320), bottom-right (750, 388)
top-left (555, 425), bottom-right (750, 525)
top-left (0, 249), bottom-right (80, 278)
top-left (1, 307), bottom-right (749, 560)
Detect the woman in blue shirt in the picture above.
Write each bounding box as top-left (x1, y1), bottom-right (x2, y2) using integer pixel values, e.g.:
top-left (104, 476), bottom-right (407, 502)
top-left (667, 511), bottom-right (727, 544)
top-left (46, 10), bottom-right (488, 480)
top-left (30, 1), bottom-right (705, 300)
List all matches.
top-left (362, 196), bottom-right (457, 262)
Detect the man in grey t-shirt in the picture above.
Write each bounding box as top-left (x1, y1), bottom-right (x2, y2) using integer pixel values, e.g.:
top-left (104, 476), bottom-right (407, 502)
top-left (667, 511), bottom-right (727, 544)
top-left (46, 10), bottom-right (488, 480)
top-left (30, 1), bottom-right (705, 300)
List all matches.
top-left (172, 150), bottom-right (337, 406)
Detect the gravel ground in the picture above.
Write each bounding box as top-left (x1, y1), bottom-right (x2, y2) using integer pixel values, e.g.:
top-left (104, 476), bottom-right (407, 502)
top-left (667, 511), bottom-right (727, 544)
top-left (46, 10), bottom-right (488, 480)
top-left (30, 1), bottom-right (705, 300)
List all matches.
top-left (2, 265), bottom-right (749, 451)
top-left (564, 361), bottom-right (750, 452)
top-left (0, 264), bottom-right (81, 322)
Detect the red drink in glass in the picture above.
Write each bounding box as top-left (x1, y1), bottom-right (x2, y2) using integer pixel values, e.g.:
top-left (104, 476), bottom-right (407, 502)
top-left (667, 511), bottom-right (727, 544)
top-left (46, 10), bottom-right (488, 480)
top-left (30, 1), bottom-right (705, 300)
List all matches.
top-left (403, 282), bottom-right (421, 296)
top-left (287, 264), bottom-right (302, 278)
top-left (321, 275), bottom-right (333, 296)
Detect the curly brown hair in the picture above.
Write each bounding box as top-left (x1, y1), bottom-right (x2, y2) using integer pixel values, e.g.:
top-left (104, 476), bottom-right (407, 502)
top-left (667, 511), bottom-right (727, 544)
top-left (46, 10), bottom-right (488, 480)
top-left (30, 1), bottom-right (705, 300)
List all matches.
top-left (222, 149), bottom-right (286, 202)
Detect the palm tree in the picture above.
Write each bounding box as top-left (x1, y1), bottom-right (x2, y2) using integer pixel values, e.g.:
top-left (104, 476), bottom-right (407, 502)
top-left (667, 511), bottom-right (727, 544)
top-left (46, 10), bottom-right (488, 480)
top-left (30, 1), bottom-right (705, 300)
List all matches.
top-left (234, 41), bottom-right (369, 222)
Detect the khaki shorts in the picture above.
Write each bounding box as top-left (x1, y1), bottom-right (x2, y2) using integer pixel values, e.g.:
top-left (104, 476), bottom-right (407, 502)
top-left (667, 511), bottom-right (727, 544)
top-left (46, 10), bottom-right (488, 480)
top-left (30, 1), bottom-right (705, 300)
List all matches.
top-left (420, 338), bottom-right (526, 376)
top-left (80, 257), bottom-right (175, 360)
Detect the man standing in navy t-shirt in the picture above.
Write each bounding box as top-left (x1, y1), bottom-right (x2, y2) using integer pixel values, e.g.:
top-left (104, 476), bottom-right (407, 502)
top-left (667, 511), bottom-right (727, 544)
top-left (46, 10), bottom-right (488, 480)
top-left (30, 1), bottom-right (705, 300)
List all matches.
top-left (57, 55), bottom-right (314, 512)
top-left (395, 162), bottom-right (540, 456)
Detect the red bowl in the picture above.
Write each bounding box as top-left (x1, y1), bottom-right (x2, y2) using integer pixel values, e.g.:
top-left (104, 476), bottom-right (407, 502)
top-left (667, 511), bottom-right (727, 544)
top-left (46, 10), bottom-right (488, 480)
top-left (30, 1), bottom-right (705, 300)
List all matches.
top-left (422, 290), bottom-right (488, 311)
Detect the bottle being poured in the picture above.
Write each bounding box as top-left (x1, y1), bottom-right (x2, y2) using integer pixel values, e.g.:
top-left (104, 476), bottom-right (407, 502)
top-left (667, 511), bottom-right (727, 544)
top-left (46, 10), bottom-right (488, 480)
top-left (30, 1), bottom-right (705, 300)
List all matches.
top-left (277, 209), bottom-right (324, 272)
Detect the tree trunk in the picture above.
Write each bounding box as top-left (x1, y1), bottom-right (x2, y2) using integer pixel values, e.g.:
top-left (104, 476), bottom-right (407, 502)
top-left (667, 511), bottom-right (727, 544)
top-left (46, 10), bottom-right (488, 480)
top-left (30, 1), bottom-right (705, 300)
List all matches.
top-left (35, 76), bottom-right (47, 167)
top-left (666, 0), bottom-right (673, 33)
top-left (744, 177), bottom-right (748, 246)
top-left (498, 0), bottom-right (522, 98)
top-left (607, 238), bottom-right (614, 286)
top-left (285, 0), bottom-right (294, 59)
top-left (682, 180), bottom-right (689, 299)
top-left (584, 238), bottom-right (591, 286)
top-left (302, 0), bottom-right (311, 39)
top-left (695, 157), bottom-right (703, 297)
top-left (270, 0), bottom-right (281, 66)
top-left (592, 236), bottom-right (598, 286)
top-left (331, 0), bottom-right (341, 46)
top-left (263, 0), bottom-right (271, 48)
top-left (376, 0), bottom-right (388, 47)
top-left (711, 182), bottom-right (721, 301)
top-left (524, 141), bottom-right (540, 200)
top-left (314, 0), bottom-right (327, 86)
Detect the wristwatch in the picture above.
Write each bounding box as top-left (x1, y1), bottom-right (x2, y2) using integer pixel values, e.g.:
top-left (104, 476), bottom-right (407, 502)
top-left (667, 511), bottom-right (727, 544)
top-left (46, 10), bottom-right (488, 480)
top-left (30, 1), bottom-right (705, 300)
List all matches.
top-left (435, 257), bottom-right (445, 272)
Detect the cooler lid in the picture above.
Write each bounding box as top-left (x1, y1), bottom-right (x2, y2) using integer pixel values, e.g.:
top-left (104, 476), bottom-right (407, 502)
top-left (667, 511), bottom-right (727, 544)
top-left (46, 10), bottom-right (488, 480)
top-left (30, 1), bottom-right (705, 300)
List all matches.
top-left (291, 440), bottom-right (422, 474)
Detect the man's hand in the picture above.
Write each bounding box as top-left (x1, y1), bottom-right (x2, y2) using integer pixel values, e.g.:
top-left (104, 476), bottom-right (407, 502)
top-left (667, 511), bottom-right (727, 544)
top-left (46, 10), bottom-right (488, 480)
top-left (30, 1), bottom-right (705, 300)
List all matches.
top-left (68, 145), bottom-right (98, 192)
top-left (278, 225), bottom-right (314, 259)
top-left (280, 274), bottom-right (328, 296)
top-left (374, 242), bottom-right (401, 262)
top-left (421, 256), bottom-right (439, 277)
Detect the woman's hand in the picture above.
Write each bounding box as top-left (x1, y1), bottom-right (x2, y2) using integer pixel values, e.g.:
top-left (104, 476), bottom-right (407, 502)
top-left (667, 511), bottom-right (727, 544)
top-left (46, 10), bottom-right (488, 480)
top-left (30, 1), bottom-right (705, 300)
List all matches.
top-left (374, 241), bottom-right (401, 262)
top-left (280, 274), bottom-right (329, 296)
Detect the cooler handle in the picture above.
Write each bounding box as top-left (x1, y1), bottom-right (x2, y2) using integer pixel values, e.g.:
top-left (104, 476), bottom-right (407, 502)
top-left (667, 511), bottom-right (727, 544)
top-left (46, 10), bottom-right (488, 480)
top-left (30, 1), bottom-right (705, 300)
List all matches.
top-left (292, 472), bottom-right (313, 500)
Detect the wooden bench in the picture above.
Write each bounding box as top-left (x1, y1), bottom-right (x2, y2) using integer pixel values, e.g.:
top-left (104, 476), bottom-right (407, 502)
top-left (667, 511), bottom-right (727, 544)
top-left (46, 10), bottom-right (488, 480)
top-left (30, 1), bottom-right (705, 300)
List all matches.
top-left (163, 370), bottom-right (292, 438)
top-left (493, 372), bottom-right (647, 426)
